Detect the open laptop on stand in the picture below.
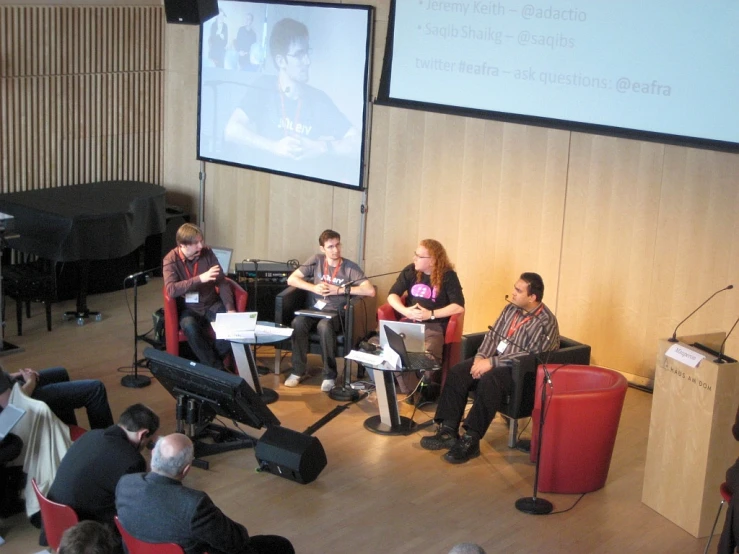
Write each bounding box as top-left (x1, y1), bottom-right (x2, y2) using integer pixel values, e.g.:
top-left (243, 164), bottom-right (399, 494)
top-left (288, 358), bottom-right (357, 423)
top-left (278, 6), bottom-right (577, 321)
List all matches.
top-left (384, 326), bottom-right (440, 371)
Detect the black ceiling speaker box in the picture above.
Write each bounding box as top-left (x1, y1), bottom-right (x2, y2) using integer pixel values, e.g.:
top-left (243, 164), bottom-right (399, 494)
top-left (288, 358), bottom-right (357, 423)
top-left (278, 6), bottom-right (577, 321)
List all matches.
top-left (164, 0), bottom-right (218, 25)
top-left (255, 426), bottom-right (327, 484)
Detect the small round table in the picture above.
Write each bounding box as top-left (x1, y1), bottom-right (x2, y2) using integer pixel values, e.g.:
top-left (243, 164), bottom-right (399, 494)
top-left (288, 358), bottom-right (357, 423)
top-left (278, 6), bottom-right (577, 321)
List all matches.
top-left (362, 356), bottom-right (439, 436)
top-left (228, 322), bottom-right (290, 405)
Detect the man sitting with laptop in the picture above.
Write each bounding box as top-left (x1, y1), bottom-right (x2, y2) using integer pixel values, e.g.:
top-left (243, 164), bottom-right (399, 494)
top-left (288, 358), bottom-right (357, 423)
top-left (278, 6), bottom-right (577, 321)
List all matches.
top-left (284, 229), bottom-right (375, 391)
top-left (420, 272), bottom-right (559, 464)
top-left (163, 223), bottom-right (236, 371)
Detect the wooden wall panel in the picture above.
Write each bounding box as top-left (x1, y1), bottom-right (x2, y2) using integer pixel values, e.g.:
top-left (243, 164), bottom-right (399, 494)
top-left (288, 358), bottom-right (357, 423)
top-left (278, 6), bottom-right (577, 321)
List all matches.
top-left (557, 134), bottom-right (665, 381)
top-left (0, 5), bottom-right (163, 192)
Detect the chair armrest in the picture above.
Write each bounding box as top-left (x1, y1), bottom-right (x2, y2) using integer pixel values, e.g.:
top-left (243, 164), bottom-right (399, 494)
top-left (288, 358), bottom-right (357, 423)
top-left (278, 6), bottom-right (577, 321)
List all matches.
top-left (460, 332), bottom-right (487, 360)
top-left (225, 277), bottom-right (248, 312)
top-left (377, 302), bottom-right (398, 322)
top-left (274, 287), bottom-right (306, 326)
top-left (162, 285), bottom-right (181, 355)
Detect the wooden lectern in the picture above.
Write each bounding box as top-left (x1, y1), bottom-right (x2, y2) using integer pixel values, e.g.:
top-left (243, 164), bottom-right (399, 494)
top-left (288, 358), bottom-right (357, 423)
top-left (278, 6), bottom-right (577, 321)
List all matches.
top-left (642, 333), bottom-right (739, 538)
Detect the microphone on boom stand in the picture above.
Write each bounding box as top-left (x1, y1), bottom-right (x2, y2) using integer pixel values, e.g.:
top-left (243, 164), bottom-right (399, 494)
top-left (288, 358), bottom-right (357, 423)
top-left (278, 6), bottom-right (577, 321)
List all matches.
top-left (122, 267), bottom-right (161, 388)
top-left (669, 284), bottom-right (733, 343)
top-left (715, 314), bottom-right (739, 363)
top-left (328, 269), bottom-right (404, 402)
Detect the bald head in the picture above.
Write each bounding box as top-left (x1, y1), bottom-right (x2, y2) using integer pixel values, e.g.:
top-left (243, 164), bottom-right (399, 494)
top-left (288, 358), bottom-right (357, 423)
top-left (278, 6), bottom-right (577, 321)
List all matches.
top-left (151, 433), bottom-right (194, 479)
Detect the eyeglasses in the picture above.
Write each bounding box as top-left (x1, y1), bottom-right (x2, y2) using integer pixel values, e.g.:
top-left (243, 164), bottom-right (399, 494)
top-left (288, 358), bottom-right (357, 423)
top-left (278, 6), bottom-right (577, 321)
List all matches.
top-left (413, 252), bottom-right (431, 259)
top-left (324, 243), bottom-right (341, 250)
top-left (286, 48), bottom-right (312, 62)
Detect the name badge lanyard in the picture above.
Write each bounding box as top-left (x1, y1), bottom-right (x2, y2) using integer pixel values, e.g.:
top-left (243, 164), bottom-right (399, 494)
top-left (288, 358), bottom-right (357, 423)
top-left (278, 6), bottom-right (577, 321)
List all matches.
top-left (322, 258), bottom-right (342, 286)
top-left (178, 250), bottom-right (199, 280)
top-left (506, 304), bottom-right (544, 339)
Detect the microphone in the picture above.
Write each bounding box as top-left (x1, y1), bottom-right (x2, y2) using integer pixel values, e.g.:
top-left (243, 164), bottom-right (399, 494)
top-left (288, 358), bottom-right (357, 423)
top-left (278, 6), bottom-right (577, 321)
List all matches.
top-left (669, 284), bottom-right (734, 342)
top-left (342, 269), bottom-right (404, 289)
top-left (124, 267), bottom-right (161, 281)
top-left (715, 314), bottom-right (739, 363)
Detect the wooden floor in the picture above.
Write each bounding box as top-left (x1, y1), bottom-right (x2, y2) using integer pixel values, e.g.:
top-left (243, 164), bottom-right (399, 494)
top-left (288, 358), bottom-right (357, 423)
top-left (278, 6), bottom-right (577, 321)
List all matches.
top-left (0, 278), bottom-right (717, 553)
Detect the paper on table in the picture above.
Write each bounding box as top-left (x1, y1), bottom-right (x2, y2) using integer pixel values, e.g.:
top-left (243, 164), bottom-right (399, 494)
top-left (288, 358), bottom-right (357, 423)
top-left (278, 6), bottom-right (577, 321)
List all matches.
top-left (254, 324), bottom-right (293, 337)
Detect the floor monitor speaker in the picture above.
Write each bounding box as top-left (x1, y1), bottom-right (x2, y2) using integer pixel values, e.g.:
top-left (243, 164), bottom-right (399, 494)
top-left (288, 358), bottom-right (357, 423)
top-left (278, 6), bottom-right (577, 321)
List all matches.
top-left (164, 0), bottom-right (218, 25)
top-left (255, 426), bottom-right (327, 484)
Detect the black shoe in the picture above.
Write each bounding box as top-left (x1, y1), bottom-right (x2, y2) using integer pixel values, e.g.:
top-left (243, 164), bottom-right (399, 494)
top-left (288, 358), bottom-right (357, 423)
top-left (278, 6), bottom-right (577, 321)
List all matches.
top-left (443, 434), bottom-right (481, 464)
top-left (420, 426), bottom-right (458, 451)
top-left (30, 511), bottom-right (42, 529)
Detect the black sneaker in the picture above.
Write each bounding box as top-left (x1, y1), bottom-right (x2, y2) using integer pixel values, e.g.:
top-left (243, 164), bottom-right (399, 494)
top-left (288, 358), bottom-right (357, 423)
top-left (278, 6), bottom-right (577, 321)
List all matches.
top-left (420, 426), bottom-right (458, 451)
top-left (443, 434), bottom-right (481, 464)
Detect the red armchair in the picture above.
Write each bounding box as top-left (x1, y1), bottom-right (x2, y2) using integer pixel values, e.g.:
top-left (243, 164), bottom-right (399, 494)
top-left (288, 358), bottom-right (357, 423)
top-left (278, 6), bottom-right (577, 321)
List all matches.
top-left (377, 297), bottom-right (464, 388)
top-left (530, 364), bottom-right (628, 493)
top-left (163, 277), bottom-right (248, 357)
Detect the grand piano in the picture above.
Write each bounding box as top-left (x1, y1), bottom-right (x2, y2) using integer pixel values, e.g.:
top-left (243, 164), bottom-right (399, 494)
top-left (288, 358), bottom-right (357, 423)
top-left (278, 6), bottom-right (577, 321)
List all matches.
top-left (0, 181), bottom-right (166, 323)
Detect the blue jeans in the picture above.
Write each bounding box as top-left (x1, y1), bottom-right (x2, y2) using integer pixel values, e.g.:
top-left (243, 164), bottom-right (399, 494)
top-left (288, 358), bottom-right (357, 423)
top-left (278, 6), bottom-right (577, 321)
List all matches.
top-left (31, 367), bottom-right (114, 430)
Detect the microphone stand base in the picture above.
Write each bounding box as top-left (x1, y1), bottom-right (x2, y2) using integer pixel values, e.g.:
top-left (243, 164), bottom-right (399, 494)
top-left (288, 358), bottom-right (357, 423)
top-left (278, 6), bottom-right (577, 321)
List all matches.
top-left (121, 374), bottom-right (152, 388)
top-left (515, 496), bottom-right (553, 515)
top-left (329, 385), bottom-right (359, 402)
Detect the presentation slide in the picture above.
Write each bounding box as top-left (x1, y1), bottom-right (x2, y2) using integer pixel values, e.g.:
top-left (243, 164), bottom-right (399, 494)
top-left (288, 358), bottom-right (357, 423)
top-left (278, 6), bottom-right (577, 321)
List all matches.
top-left (382, 0), bottom-right (739, 148)
top-left (198, 1), bottom-right (373, 189)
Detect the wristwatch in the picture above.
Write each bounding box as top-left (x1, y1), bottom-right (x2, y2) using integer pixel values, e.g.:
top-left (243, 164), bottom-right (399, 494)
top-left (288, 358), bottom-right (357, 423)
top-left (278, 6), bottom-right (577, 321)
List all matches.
top-left (430, 310), bottom-right (436, 321)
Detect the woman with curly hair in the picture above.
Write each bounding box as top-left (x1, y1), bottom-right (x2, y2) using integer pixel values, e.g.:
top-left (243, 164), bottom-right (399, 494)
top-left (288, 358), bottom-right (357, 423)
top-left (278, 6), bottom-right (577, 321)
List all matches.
top-left (386, 239), bottom-right (465, 397)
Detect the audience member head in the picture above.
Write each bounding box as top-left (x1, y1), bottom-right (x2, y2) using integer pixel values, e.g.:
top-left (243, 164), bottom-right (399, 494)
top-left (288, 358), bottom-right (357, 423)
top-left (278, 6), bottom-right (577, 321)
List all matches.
top-left (318, 229), bottom-right (341, 247)
top-left (519, 272), bottom-right (545, 303)
top-left (175, 223), bottom-right (204, 246)
top-left (151, 433), bottom-right (195, 480)
top-left (448, 543), bottom-right (487, 554)
top-left (270, 18), bottom-right (310, 71)
top-left (118, 404), bottom-right (159, 451)
top-left (415, 239), bottom-right (455, 292)
top-left (58, 520), bottom-right (118, 554)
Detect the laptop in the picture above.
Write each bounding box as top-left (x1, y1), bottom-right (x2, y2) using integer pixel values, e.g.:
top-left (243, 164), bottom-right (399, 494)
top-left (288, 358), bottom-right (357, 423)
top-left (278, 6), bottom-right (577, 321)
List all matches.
top-left (379, 321), bottom-right (425, 352)
top-left (211, 246), bottom-right (233, 275)
top-left (0, 405), bottom-right (25, 441)
top-left (384, 326), bottom-right (440, 371)
top-left (210, 311), bottom-right (258, 340)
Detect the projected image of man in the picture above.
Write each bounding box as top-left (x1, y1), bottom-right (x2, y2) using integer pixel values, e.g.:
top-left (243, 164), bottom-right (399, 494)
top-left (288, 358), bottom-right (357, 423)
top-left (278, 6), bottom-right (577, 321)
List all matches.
top-left (224, 18), bottom-right (360, 183)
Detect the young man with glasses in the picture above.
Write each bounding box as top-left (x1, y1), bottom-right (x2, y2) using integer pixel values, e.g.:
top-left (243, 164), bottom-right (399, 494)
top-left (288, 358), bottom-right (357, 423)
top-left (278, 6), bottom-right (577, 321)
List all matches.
top-left (284, 229), bottom-right (375, 391)
top-left (386, 240), bottom-right (466, 398)
top-left (224, 17), bottom-right (360, 183)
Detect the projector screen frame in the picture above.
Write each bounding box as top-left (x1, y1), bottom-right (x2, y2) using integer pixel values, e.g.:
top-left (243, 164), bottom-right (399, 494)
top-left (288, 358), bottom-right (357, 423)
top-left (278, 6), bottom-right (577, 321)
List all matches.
top-left (196, 0), bottom-right (375, 190)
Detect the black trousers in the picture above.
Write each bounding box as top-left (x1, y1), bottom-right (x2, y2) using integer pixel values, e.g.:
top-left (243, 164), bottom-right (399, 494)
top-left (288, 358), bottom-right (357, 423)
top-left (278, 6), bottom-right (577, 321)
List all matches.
top-left (434, 357), bottom-right (513, 437)
top-left (290, 314), bottom-right (344, 380)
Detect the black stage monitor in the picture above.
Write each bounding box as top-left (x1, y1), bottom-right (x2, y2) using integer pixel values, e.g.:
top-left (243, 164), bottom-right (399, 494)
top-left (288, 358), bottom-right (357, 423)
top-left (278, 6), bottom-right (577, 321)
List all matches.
top-left (145, 348), bottom-right (280, 429)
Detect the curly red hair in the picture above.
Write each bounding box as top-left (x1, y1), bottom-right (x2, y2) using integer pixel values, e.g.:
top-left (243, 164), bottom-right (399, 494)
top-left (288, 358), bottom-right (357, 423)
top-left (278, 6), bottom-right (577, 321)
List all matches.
top-left (416, 239), bottom-right (455, 292)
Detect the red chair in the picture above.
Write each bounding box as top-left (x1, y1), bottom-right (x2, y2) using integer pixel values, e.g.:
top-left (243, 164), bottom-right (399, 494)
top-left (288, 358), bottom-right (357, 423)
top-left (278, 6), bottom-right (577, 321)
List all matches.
top-left (32, 478), bottom-right (79, 551)
top-left (163, 277), bottom-right (248, 358)
top-left (377, 297), bottom-right (464, 389)
top-left (115, 515), bottom-right (186, 554)
top-left (530, 364), bottom-right (628, 493)
top-left (704, 482), bottom-right (733, 554)
top-left (68, 424), bottom-right (87, 442)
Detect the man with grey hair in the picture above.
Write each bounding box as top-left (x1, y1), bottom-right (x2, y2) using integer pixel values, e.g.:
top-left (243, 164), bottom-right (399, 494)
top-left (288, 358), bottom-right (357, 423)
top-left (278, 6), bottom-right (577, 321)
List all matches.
top-left (115, 433), bottom-right (294, 554)
top-left (448, 543), bottom-right (487, 554)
